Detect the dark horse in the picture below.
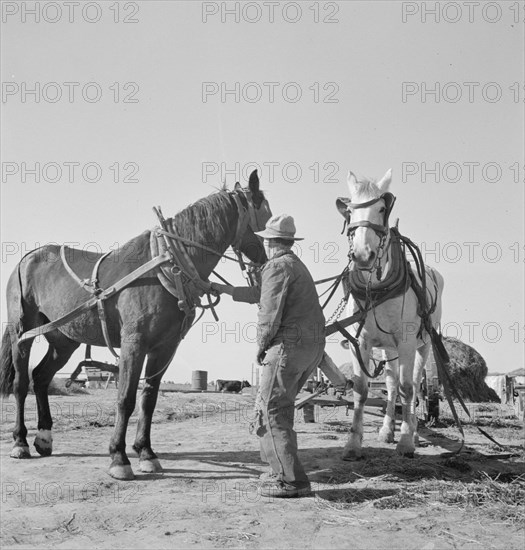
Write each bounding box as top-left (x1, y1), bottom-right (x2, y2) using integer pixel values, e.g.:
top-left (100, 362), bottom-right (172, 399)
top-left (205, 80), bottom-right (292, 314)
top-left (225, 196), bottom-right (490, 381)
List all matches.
top-left (0, 171), bottom-right (271, 480)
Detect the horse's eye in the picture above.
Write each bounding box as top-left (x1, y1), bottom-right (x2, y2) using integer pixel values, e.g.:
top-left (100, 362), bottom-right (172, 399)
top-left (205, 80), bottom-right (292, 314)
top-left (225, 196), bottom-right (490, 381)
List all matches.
top-left (379, 207), bottom-right (386, 213)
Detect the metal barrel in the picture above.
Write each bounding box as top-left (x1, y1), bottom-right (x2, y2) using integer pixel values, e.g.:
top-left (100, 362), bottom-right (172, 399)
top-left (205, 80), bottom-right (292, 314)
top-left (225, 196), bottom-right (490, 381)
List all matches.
top-left (191, 370), bottom-right (208, 391)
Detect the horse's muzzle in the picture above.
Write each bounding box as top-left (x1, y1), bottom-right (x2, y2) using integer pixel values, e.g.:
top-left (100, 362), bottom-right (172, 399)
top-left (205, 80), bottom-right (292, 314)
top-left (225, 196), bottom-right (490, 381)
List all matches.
top-left (351, 251), bottom-right (376, 271)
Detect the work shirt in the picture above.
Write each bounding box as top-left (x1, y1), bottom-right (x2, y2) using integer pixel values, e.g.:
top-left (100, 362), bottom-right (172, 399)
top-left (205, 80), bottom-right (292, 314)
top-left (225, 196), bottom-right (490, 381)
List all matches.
top-left (232, 250), bottom-right (326, 352)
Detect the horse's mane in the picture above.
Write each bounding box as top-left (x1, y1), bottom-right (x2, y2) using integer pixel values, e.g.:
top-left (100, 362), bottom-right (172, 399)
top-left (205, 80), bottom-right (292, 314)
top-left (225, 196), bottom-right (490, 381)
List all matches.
top-left (351, 176), bottom-right (382, 200)
top-left (169, 190), bottom-right (236, 247)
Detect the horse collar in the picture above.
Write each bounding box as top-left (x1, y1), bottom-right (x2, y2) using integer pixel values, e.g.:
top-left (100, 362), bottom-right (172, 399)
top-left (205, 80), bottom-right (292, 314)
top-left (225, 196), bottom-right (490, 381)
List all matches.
top-left (345, 228), bottom-right (408, 303)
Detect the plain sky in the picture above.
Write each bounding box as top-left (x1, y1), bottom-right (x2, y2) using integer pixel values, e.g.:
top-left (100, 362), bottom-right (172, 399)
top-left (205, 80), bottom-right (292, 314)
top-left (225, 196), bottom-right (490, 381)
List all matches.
top-left (1, 0), bottom-right (523, 382)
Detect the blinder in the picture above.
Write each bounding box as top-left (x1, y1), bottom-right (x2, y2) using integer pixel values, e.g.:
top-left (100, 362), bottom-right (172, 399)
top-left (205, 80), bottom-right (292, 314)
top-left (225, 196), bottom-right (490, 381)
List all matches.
top-left (336, 192), bottom-right (396, 237)
top-left (231, 186), bottom-right (272, 250)
top-left (244, 190), bottom-right (272, 233)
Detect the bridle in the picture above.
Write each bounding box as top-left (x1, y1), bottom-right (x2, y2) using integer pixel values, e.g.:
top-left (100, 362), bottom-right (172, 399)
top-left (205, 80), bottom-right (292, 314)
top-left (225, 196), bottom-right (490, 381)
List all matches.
top-left (336, 192), bottom-right (396, 280)
top-left (229, 187), bottom-right (271, 285)
top-left (231, 187), bottom-right (270, 251)
top-left (155, 186), bottom-right (270, 289)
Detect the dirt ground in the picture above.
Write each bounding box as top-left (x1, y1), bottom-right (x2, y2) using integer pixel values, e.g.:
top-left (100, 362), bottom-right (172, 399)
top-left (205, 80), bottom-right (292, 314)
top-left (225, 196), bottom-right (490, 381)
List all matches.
top-left (1, 389), bottom-right (524, 550)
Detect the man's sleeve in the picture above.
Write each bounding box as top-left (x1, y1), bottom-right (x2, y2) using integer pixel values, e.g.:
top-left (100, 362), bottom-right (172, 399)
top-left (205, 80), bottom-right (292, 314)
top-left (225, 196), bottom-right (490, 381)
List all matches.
top-left (257, 263), bottom-right (290, 352)
top-left (232, 286), bottom-right (261, 304)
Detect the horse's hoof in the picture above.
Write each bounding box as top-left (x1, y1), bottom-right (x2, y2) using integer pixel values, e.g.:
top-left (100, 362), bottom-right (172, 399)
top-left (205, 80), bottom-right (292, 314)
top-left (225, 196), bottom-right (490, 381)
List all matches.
top-left (378, 430), bottom-right (395, 444)
top-left (396, 446), bottom-right (415, 458)
top-left (342, 454), bottom-right (364, 462)
top-left (11, 446), bottom-right (31, 459)
top-left (139, 458), bottom-right (163, 473)
top-left (341, 447), bottom-right (362, 461)
top-left (34, 430), bottom-right (53, 456)
top-left (108, 464), bottom-right (135, 480)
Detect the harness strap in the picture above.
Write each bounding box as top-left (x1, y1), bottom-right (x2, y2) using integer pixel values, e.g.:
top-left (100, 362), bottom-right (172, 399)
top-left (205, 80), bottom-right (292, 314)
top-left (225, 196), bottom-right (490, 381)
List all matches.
top-left (97, 299), bottom-right (119, 360)
top-left (154, 229), bottom-right (240, 264)
top-left (153, 191), bottom-right (258, 319)
top-left (153, 207), bottom-right (214, 315)
top-left (345, 196), bottom-right (386, 209)
top-left (60, 246), bottom-right (120, 358)
top-left (93, 251), bottom-right (121, 359)
top-left (320, 268), bottom-right (347, 310)
top-left (91, 252), bottom-right (112, 291)
top-left (429, 327), bottom-right (466, 452)
top-left (347, 220), bottom-right (388, 236)
top-left (18, 252), bottom-right (172, 346)
top-left (332, 321), bottom-right (386, 379)
top-left (314, 274), bottom-right (341, 286)
top-left (59, 247), bottom-right (112, 295)
top-left (398, 233), bottom-right (483, 451)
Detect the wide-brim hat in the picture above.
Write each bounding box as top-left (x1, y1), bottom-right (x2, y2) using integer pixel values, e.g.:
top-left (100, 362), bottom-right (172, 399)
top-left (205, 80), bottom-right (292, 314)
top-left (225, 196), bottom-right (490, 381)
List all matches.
top-left (255, 213), bottom-right (304, 241)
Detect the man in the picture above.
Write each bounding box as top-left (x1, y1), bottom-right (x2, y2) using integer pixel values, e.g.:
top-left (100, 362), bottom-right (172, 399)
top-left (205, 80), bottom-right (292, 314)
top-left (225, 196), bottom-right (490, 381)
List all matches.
top-left (211, 214), bottom-right (325, 498)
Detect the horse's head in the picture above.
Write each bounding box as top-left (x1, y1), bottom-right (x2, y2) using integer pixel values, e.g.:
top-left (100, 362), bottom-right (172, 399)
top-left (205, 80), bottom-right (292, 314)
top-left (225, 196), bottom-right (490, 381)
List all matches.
top-left (232, 169), bottom-right (272, 265)
top-left (336, 169), bottom-right (396, 271)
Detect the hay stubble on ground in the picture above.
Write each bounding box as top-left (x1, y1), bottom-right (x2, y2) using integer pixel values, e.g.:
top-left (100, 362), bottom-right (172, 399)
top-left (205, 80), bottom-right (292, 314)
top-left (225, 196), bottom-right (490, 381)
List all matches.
top-left (1, 388), bottom-right (523, 549)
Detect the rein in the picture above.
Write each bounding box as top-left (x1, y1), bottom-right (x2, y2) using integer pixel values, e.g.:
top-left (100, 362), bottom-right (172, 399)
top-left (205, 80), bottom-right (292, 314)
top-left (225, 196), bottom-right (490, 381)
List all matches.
top-left (154, 228), bottom-right (242, 264)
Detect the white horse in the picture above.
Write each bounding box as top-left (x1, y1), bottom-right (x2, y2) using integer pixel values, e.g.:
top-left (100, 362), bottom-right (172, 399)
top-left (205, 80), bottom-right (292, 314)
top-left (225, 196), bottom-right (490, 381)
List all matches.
top-left (336, 169), bottom-right (444, 459)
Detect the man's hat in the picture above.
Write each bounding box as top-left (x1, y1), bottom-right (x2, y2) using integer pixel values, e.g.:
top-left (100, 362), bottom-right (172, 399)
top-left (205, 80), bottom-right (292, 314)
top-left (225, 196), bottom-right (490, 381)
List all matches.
top-left (255, 213), bottom-right (304, 241)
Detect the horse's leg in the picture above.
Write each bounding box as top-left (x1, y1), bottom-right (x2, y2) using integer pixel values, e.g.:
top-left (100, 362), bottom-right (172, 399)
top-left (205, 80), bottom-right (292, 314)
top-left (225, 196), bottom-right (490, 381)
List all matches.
top-left (396, 343), bottom-right (418, 457)
top-left (378, 356), bottom-right (399, 444)
top-left (342, 344), bottom-right (370, 460)
top-left (412, 342), bottom-right (430, 447)
top-left (10, 337), bottom-right (33, 459)
top-left (133, 343), bottom-right (178, 473)
top-left (32, 333), bottom-right (79, 456)
top-left (108, 340), bottom-right (146, 480)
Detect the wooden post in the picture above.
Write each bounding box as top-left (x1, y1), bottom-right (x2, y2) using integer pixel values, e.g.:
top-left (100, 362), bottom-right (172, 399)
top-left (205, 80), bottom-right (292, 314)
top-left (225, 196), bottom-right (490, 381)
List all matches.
top-left (514, 385), bottom-right (525, 421)
top-left (303, 403), bottom-right (315, 423)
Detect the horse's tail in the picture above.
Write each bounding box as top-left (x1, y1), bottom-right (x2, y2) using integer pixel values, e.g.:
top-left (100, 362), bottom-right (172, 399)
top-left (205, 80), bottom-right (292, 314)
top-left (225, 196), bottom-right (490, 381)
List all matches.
top-left (0, 328), bottom-right (15, 396)
top-left (0, 251), bottom-right (34, 396)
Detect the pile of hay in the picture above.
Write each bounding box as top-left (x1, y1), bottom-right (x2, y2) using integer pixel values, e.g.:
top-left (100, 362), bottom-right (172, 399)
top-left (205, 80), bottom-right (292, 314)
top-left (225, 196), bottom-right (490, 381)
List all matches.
top-left (440, 337), bottom-right (500, 403)
top-left (336, 337), bottom-right (499, 403)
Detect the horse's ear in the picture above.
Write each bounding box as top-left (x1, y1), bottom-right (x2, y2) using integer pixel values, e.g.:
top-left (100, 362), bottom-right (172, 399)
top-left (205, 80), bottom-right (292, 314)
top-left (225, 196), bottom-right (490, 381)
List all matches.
top-left (347, 171), bottom-right (358, 196)
top-left (376, 168), bottom-right (392, 192)
top-left (336, 197), bottom-right (350, 220)
top-left (248, 169), bottom-right (260, 195)
top-left (234, 182), bottom-right (242, 191)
